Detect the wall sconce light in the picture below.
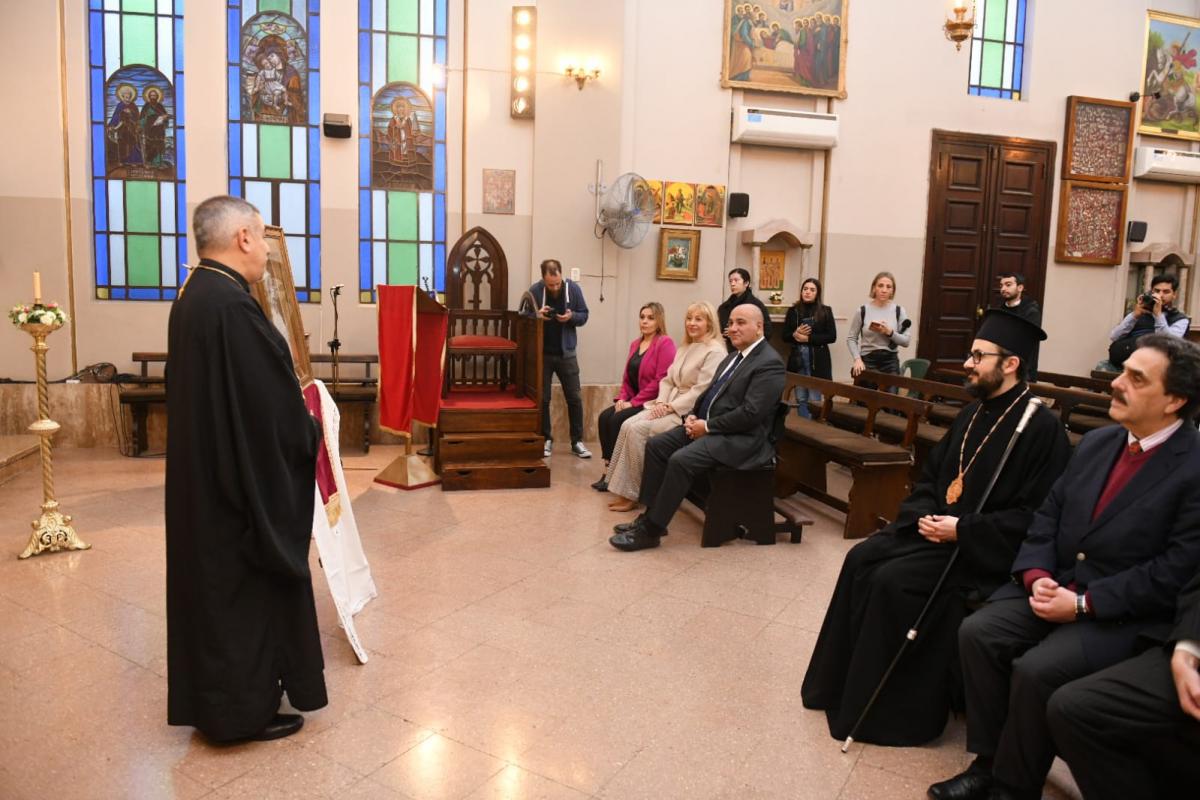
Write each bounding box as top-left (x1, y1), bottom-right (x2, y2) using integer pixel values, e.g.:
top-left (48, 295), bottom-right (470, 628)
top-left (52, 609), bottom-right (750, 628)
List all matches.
top-left (511, 6), bottom-right (536, 119)
top-left (944, 0), bottom-right (975, 51)
top-left (563, 61), bottom-right (601, 90)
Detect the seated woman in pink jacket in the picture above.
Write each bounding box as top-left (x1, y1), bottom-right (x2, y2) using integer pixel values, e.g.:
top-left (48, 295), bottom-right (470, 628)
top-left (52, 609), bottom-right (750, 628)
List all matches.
top-left (593, 302), bottom-right (676, 488)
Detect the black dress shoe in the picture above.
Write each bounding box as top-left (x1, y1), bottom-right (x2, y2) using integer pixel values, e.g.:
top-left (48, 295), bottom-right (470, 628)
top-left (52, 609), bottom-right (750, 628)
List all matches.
top-left (928, 769), bottom-right (992, 800)
top-left (591, 477), bottom-right (609, 492)
top-left (614, 513), bottom-right (647, 533)
top-left (250, 713), bottom-right (304, 741)
top-left (609, 522), bottom-right (662, 552)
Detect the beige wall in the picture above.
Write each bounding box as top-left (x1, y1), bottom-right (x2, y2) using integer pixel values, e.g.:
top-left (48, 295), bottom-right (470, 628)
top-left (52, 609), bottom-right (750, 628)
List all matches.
top-left (4, 0), bottom-right (1200, 385)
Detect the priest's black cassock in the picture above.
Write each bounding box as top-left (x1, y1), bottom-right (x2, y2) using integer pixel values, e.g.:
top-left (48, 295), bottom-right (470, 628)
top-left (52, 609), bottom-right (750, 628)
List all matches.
top-left (801, 382), bottom-right (1071, 745)
top-left (165, 259), bottom-right (327, 741)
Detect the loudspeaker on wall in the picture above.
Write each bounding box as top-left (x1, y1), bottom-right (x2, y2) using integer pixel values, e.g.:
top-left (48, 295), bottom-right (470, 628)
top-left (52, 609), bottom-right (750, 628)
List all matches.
top-left (728, 192), bottom-right (749, 218)
top-left (1127, 220), bottom-right (1147, 243)
top-left (323, 113), bottom-right (352, 138)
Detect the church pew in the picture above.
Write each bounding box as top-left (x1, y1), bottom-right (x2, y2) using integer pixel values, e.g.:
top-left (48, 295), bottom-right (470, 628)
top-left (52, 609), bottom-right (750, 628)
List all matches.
top-left (119, 353), bottom-right (169, 455)
top-left (1034, 370), bottom-right (1114, 395)
top-left (776, 374), bottom-right (930, 539)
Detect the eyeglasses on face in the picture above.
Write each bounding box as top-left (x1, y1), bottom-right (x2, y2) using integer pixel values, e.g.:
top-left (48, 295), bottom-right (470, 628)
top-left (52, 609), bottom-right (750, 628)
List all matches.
top-left (966, 350), bottom-right (1005, 364)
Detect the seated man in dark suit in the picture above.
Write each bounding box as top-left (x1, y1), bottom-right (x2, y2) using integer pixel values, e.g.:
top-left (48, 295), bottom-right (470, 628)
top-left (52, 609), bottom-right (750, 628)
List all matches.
top-left (1047, 566), bottom-right (1200, 800)
top-left (929, 334), bottom-right (1200, 800)
top-left (609, 303), bottom-right (785, 552)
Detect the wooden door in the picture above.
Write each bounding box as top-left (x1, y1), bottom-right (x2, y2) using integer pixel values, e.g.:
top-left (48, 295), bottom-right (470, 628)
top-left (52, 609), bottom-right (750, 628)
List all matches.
top-left (918, 131), bottom-right (1055, 369)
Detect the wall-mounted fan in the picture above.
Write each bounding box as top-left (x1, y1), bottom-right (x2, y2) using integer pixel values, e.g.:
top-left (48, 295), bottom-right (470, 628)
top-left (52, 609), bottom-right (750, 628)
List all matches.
top-left (595, 169), bottom-right (656, 249)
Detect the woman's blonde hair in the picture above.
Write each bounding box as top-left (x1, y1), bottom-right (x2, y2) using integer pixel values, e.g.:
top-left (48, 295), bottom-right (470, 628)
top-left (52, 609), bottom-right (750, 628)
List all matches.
top-left (869, 270), bottom-right (897, 300)
top-left (681, 301), bottom-right (720, 344)
top-left (639, 302), bottom-right (668, 338)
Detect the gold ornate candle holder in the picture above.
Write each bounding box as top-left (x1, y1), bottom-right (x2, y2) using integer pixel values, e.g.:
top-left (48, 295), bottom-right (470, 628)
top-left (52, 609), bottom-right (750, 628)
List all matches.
top-left (17, 318), bottom-right (88, 559)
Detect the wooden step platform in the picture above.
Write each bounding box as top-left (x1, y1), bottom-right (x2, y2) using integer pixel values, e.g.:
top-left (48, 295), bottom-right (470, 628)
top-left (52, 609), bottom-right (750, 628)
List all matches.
top-left (437, 432), bottom-right (544, 470)
top-left (0, 435), bottom-right (39, 486)
top-left (440, 459), bottom-right (550, 491)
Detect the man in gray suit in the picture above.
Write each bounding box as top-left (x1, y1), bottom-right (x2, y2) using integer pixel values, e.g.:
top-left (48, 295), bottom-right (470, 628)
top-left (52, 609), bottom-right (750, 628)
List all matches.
top-left (609, 304), bottom-right (785, 552)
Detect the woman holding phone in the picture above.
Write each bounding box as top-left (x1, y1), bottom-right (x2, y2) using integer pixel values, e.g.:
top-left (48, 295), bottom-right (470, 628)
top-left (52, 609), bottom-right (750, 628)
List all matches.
top-left (847, 271), bottom-right (910, 384)
top-left (782, 277), bottom-right (836, 418)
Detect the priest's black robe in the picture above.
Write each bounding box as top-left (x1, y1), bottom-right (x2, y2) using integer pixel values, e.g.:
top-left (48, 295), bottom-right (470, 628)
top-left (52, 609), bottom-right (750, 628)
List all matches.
top-left (165, 259), bottom-right (327, 742)
top-left (800, 382), bottom-right (1071, 746)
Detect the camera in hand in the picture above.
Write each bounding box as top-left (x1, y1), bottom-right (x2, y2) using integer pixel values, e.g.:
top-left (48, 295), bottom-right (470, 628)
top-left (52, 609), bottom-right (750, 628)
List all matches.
top-left (1140, 292), bottom-right (1158, 310)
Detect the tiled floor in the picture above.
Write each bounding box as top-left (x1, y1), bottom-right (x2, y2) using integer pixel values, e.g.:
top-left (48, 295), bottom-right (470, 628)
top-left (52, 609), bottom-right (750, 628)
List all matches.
top-left (0, 446), bottom-right (1081, 799)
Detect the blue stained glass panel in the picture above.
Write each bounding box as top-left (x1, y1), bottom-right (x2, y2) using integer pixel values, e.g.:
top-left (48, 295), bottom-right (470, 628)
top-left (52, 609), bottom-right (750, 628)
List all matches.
top-left (175, 73), bottom-right (186, 126)
top-left (309, 238), bottom-right (320, 288)
top-left (229, 124), bottom-right (242, 174)
top-left (95, 235), bottom-right (109, 283)
top-left (230, 178), bottom-right (242, 197)
top-left (434, 143), bottom-right (445, 190)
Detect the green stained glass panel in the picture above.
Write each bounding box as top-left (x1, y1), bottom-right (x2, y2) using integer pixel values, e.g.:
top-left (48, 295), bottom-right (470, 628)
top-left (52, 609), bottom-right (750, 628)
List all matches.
top-left (388, 0), bottom-right (418, 33)
top-left (387, 242), bottom-right (418, 284)
top-left (122, 14), bottom-right (156, 67)
top-left (259, 125), bottom-right (292, 179)
top-left (125, 181), bottom-right (159, 233)
top-left (387, 34), bottom-right (418, 82)
top-left (258, 0), bottom-right (293, 12)
top-left (122, 0), bottom-right (156, 13)
top-left (127, 235), bottom-right (161, 286)
top-left (387, 192), bottom-right (417, 240)
top-left (983, 0), bottom-right (1006, 41)
top-left (981, 41), bottom-right (1003, 87)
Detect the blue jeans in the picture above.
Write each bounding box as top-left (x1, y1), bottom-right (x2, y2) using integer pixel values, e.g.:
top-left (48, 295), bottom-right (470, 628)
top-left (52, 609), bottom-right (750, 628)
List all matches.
top-left (793, 347), bottom-right (821, 418)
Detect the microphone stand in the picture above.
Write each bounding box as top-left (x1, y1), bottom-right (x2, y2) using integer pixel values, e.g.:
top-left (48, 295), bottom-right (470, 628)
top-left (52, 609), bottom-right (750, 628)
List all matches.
top-left (328, 285), bottom-right (343, 391)
top-left (839, 396), bottom-right (1045, 752)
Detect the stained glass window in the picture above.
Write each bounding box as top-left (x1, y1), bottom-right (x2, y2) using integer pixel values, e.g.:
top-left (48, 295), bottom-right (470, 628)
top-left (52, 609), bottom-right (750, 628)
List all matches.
top-left (358, 0), bottom-right (449, 304)
top-left (968, 0), bottom-right (1028, 100)
top-left (228, 0), bottom-right (321, 303)
top-left (88, 0), bottom-right (186, 301)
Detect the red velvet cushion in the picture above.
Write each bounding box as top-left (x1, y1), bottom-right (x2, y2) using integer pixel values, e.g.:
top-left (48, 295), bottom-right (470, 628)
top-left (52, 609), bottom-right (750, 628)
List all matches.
top-left (449, 334), bottom-right (517, 350)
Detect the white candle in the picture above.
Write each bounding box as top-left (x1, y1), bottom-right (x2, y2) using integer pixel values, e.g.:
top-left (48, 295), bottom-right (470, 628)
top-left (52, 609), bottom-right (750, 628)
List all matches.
top-left (33, 271), bottom-right (41, 301)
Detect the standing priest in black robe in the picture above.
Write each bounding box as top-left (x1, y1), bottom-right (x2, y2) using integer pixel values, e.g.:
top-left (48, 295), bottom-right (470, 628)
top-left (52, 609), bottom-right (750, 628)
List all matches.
top-left (801, 310), bottom-right (1071, 746)
top-left (166, 195), bottom-right (326, 743)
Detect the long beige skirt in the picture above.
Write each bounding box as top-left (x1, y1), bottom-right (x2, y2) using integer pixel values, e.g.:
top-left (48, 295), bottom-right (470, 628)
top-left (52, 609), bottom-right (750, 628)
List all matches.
top-left (604, 408), bottom-right (683, 501)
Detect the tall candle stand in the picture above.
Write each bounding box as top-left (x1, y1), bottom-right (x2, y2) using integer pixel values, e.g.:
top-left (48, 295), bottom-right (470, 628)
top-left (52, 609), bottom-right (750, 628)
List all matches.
top-left (17, 316), bottom-right (88, 559)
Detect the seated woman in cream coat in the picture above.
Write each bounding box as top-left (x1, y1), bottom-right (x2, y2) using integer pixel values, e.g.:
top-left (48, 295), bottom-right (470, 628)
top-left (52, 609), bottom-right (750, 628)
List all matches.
top-left (605, 301), bottom-right (727, 512)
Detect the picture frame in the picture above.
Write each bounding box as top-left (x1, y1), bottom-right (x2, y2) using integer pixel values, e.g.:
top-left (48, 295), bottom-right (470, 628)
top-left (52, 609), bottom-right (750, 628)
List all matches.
top-left (1062, 96), bottom-right (1136, 182)
top-left (759, 249), bottom-right (786, 292)
top-left (694, 184), bottom-right (726, 227)
top-left (661, 182), bottom-right (695, 225)
top-left (251, 225), bottom-right (314, 386)
top-left (1054, 181), bottom-right (1129, 266)
top-left (656, 228), bottom-right (701, 281)
top-left (721, 0), bottom-right (849, 99)
top-left (482, 168), bottom-right (516, 214)
top-left (647, 179), bottom-right (663, 224)
top-left (1138, 10), bottom-right (1200, 142)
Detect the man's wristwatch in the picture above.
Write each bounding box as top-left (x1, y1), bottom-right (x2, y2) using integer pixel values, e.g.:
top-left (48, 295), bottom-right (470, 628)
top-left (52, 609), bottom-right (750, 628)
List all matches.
top-left (1075, 593), bottom-right (1089, 619)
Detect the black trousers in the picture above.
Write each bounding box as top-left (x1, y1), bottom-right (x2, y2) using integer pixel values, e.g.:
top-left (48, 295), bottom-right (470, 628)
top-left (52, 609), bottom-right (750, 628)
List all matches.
top-left (860, 349), bottom-right (900, 392)
top-left (1047, 647), bottom-right (1200, 800)
top-left (597, 403), bottom-right (643, 461)
top-left (959, 597), bottom-right (1144, 793)
top-left (541, 353), bottom-right (583, 443)
top-left (638, 426), bottom-right (722, 531)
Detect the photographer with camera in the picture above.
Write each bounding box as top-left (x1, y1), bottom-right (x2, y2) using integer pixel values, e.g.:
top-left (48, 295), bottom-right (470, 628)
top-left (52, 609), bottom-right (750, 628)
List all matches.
top-left (1107, 274), bottom-right (1190, 370)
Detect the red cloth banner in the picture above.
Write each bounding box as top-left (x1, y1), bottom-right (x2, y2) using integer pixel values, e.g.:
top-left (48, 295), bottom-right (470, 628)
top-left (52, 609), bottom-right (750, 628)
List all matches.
top-left (302, 381), bottom-right (340, 526)
top-left (378, 285), bottom-right (447, 434)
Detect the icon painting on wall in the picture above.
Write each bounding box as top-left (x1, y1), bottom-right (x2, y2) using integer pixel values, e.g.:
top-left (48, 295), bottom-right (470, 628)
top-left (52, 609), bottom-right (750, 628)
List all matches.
top-left (240, 11), bottom-right (308, 125)
top-left (721, 0), bottom-right (848, 99)
top-left (104, 65), bottom-right (175, 180)
top-left (370, 82), bottom-right (434, 191)
top-left (694, 184), bottom-right (726, 227)
top-left (1139, 10), bottom-right (1200, 141)
top-left (662, 182), bottom-right (695, 225)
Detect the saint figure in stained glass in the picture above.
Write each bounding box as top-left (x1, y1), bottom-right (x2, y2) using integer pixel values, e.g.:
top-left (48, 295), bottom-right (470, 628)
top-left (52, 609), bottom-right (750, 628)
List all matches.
top-left (241, 12), bottom-right (308, 125)
top-left (104, 65), bottom-right (175, 181)
top-left (371, 82), bottom-right (433, 191)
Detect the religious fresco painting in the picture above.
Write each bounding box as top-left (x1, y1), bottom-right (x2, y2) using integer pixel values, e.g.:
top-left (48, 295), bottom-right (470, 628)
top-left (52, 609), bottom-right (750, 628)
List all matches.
top-left (358, 0), bottom-right (450, 302)
top-left (694, 184), bottom-right (726, 227)
top-left (228, 1), bottom-right (322, 304)
top-left (1139, 10), bottom-right (1200, 141)
top-left (240, 11), bottom-right (308, 125)
top-left (371, 83), bottom-right (434, 191)
top-left (89, 0), bottom-right (187, 301)
top-left (646, 179), bottom-right (664, 224)
top-left (721, 0), bottom-right (848, 99)
top-left (662, 182), bottom-right (696, 226)
top-left (482, 168), bottom-right (516, 215)
top-left (104, 65), bottom-right (175, 180)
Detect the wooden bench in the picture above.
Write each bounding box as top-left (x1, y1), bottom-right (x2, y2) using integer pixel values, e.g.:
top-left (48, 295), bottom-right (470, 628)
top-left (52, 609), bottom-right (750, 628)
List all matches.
top-left (848, 371), bottom-right (974, 472)
top-left (1028, 383), bottom-right (1115, 442)
top-left (119, 352), bottom-right (380, 456)
top-left (776, 374), bottom-right (931, 539)
top-left (1035, 370), bottom-right (1114, 395)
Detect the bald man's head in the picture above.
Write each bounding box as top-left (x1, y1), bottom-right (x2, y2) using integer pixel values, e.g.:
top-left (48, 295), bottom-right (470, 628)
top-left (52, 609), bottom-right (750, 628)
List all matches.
top-left (727, 303), bottom-right (764, 350)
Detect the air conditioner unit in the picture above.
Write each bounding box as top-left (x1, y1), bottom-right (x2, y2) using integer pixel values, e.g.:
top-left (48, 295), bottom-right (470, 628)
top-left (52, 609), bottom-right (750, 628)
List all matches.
top-left (731, 105), bottom-right (838, 150)
top-left (1133, 146), bottom-right (1200, 183)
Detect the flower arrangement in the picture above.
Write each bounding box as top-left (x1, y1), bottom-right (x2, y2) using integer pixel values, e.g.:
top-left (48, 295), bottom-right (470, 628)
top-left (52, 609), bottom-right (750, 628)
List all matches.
top-left (9, 302), bottom-right (69, 328)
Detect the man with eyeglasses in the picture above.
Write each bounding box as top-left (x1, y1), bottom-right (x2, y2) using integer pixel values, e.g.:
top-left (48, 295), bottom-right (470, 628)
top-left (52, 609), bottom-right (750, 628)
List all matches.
top-left (931, 334), bottom-right (1200, 800)
top-left (803, 310), bottom-right (1071, 747)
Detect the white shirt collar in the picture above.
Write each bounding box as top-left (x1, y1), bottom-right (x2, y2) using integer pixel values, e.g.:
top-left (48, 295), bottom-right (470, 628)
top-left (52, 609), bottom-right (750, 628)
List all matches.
top-left (1128, 418), bottom-right (1184, 452)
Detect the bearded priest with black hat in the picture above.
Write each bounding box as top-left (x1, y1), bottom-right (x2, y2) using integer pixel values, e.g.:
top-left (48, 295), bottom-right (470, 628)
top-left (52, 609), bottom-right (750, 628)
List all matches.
top-left (800, 310), bottom-right (1071, 747)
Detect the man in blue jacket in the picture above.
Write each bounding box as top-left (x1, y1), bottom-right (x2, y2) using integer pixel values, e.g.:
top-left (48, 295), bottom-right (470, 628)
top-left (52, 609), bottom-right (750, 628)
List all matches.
top-left (929, 334), bottom-right (1200, 800)
top-left (529, 259), bottom-right (590, 458)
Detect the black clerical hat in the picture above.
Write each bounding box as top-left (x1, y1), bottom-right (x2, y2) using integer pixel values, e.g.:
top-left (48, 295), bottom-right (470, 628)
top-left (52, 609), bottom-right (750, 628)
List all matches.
top-left (976, 308), bottom-right (1046, 363)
